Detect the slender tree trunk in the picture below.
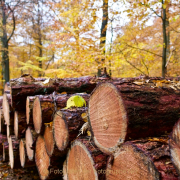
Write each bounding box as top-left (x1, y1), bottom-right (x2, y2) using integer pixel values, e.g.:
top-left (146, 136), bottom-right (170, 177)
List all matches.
top-left (98, 0), bottom-right (108, 76)
top-left (37, 1), bottom-right (42, 77)
top-left (162, 0), bottom-right (167, 77)
top-left (166, 4), bottom-right (170, 68)
top-left (1, 0), bottom-right (10, 88)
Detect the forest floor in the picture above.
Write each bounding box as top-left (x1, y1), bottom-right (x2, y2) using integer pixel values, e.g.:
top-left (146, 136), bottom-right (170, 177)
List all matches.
top-left (0, 134), bottom-right (40, 180)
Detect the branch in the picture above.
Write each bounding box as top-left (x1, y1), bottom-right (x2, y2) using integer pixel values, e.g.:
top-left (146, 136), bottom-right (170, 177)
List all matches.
top-left (7, 0), bottom-right (21, 18)
top-left (123, 43), bottom-right (162, 57)
top-left (117, 46), bottom-right (146, 75)
top-left (122, 51), bottom-right (146, 75)
top-left (165, 49), bottom-right (175, 67)
top-left (169, 25), bottom-right (180, 33)
top-left (7, 5), bottom-right (15, 43)
top-left (141, 2), bottom-right (162, 19)
top-left (43, 54), bottom-right (55, 76)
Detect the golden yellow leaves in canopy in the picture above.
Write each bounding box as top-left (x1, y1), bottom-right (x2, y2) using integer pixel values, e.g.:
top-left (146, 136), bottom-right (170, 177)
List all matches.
top-left (65, 95), bottom-right (86, 109)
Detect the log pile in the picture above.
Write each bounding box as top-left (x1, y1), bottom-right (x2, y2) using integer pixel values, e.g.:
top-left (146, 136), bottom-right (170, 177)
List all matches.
top-left (1, 74), bottom-right (180, 179)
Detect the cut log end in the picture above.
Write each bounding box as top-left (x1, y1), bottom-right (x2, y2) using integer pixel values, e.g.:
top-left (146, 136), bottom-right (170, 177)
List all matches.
top-left (8, 136), bottom-right (14, 169)
top-left (66, 140), bottom-right (99, 180)
top-left (14, 111), bottom-right (18, 139)
top-left (106, 142), bottom-right (160, 180)
top-left (3, 93), bottom-right (10, 125)
top-left (25, 127), bottom-right (34, 161)
top-left (169, 119), bottom-right (180, 175)
top-left (26, 97), bottom-right (30, 124)
top-left (33, 97), bottom-right (42, 134)
top-left (89, 82), bottom-right (127, 154)
top-left (53, 112), bottom-right (69, 151)
top-left (19, 139), bottom-right (25, 168)
top-left (35, 136), bottom-right (50, 180)
top-left (44, 124), bottom-right (54, 156)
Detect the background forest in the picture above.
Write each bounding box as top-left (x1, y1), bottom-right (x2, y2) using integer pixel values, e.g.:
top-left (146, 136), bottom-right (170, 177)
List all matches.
top-left (0, 0), bottom-right (180, 93)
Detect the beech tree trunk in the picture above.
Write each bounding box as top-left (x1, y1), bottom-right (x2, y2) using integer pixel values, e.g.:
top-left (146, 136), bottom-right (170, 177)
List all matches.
top-left (53, 107), bottom-right (87, 152)
top-left (88, 82), bottom-right (180, 154)
top-left (64, 137), bottom-right (109, 180)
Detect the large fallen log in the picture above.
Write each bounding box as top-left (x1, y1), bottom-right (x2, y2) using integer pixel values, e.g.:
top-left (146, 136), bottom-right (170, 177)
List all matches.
top-left (105, 139), bottom-right (178, 180)
top-left (64, 137), bottom-right (109, 180)
top-left (10, 75), bottom-right (109, 111)
top-left (169, 118), bottom-right (180, 176)
top-left (124, 138), bottom-right (178, 179)
top-left (88, 82), bottom-right (180, 154)
top-left (53, 107), bottom-right (87, 152)
top-left (32, 93), bottom-right (89, 134)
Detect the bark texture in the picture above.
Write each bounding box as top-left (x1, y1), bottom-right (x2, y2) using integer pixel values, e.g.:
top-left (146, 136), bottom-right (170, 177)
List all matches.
top-left (169, 118), bottom-right (180, 176)
top-left (89, 82), bottom-right (180, 154)
top-left (10, 75), bottom-right (112, 110)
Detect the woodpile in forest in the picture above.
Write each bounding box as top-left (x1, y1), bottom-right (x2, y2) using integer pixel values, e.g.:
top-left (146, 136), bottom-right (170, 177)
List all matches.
top-left (1, 74), bottom-right (180, 179)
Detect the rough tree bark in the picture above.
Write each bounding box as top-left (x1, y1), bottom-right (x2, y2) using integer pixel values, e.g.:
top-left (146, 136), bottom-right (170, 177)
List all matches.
top-left (88, 82), bottom-right (180, 154)
top-left (169, 118), bottom-right (180, 176)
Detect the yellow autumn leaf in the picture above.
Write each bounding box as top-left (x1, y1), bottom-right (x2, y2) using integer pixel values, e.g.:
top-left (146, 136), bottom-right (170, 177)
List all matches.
top-left (87, 130), bottom-right (91, 137)
top-left (65, 95), bottom-right (86, 109)
top-left (81, 112), bottom-right (88, 122)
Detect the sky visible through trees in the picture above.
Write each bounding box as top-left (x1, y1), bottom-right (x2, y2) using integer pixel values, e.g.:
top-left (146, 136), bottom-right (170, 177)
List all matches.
top-left (1, 0), bottom-right (180, 92)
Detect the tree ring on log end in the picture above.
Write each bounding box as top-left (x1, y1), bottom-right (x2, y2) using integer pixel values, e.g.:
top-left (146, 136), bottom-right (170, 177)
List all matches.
top-left (53, 111), bottom-right (69, 151)
top-left (44, 125), bottom-right (54, 156)
top-left (25, 127), bottom-right (34, 161)
top-left (33, 97), bottom-right (42, 134)
top-left (26, 97), bottom-right (31, 124)
top-left (19, 139), bottom-right (25, 168)
top-left (8, 136), bottom-right (14, 169)
top-left (14, 111), bottom-right (18, 139)
top-left (106, 142), bottom-right (160, 180)
top-left (65, 140), bottom-right (98, 180)
top-left (35, 136), bottom-right (50, 180)
top-left (169, 119), bottom-right (180, 176)
top-left (3, 93), bottom-right (10, 125)
top-left (88, 82), bottom-right (128, 154)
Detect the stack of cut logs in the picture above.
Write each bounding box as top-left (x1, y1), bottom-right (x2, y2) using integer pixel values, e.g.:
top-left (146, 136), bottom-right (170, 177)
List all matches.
top-left (1, 74), bottom-right (180, 179)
